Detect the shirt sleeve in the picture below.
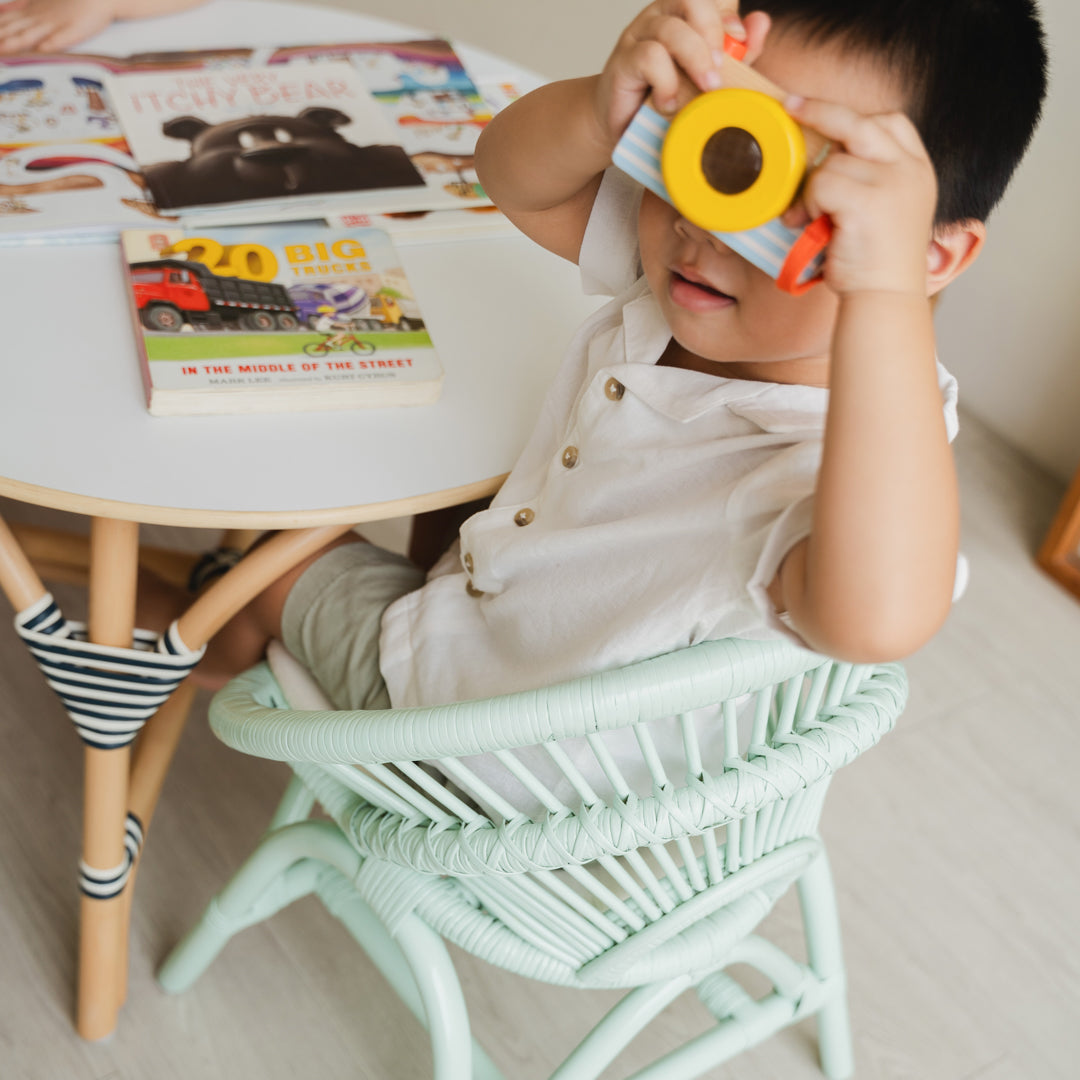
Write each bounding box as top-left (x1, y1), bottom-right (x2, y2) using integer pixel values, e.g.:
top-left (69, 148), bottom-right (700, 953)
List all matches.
top-left (746, 360), bottom-right (969, 647)
top-left (746, 495), bottom-right (816, 646)
top-left (578, 168), bottom-right (643, 297)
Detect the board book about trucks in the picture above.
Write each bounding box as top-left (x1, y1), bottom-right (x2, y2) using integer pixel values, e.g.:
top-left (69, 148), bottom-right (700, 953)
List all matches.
top-left (121, 222), bottom-right (442, 416)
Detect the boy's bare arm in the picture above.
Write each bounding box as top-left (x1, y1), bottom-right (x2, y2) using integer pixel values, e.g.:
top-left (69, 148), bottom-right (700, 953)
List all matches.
top-left (475, 0), bottom-right (758, 263)
top-left (474, 77), bottom-right (610, 264)
top-left (774, 101), bottom-right (961, 662)
top-left (0, 0), bottom-right (207, 54)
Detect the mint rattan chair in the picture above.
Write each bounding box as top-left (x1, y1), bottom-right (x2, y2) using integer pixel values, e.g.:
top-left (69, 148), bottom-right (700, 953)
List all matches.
top-left (159, 636), bottom-right (906, 1079)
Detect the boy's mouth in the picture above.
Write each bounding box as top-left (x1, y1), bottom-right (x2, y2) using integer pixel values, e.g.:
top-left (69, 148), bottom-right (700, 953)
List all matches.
top-left (669, 268), bottom-right (735, 312)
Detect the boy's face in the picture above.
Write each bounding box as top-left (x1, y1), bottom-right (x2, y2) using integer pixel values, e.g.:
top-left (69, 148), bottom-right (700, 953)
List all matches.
top-left (638, 28), bottom-right (908, 385)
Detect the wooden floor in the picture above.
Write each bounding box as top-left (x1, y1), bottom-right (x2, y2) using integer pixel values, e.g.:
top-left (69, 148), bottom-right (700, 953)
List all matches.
top-left (1, 409), bottom-right (1079, 1080)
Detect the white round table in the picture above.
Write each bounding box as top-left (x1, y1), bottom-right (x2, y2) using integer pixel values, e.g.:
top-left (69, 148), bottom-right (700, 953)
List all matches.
top-left (0, 0), bottom-right (599, 1042)
top-left (0, 0), bottom-right (600, 528)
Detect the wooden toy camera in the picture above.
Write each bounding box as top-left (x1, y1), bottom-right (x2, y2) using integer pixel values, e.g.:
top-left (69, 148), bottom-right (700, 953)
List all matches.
top-left (613, 35), bottom-right (833, 293)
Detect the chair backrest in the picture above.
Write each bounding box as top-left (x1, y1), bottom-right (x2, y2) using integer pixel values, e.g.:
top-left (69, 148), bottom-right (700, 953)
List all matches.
top-left (209, 637), bottom-right (905, 987)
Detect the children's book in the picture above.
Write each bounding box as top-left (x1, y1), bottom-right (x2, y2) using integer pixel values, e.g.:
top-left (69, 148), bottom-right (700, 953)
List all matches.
top-left (120, 222), bottom-right (443, 416)
top-left (0, 40), bottom-right (502, 241)
top-left (107, 41), bottom-right (495, 225)
top-left (106, 62), bottom-right (426, 212)
top-left (266, 40), bottom-right (490, 207)
top-left (325, 206), bottom-right (515, 244)
top-left (0, 49), bottom-right (256, 243)
top-left (0, 60), bottom-right (167, 242)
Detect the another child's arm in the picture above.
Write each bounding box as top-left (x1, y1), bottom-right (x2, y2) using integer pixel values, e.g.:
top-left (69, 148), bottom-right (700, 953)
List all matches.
top-left (0, 0), bottom-right (207, 55)
top-left (475, 0), bottom-right (764, 263)
top-left (771, 99), bottom-right (967, 662)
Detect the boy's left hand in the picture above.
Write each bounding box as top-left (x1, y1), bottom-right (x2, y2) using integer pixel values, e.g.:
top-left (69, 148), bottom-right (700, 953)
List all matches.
top-left (781, 97), bottom-right (938, 297)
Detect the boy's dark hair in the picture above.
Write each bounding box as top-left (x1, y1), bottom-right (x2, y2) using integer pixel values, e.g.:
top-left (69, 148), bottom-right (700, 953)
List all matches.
top-left (747, 0), bottom-right (1048, 224)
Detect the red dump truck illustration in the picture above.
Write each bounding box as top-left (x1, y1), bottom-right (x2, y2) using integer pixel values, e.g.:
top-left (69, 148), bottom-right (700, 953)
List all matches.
top-left (129, 258), bottom-right (301, 332)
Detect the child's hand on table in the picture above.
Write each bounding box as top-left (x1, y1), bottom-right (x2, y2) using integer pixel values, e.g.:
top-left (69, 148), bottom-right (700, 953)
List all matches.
top-left (0, 0), bottom-right (115, 53)
top-left (0, 0), bottom-right (207, 54)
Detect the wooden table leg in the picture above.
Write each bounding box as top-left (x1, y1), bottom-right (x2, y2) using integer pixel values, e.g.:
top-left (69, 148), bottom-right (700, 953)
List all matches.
top-left (3, 515), bottom-right (356, 1038)
top-left (115, 678), bottom-right (199, 1007)
top-left (77, 517), bottom-right (139, 1041)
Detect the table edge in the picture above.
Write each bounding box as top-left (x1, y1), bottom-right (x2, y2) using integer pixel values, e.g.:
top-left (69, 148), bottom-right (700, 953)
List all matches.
top-left (0, 473), bottom-right (506, 528)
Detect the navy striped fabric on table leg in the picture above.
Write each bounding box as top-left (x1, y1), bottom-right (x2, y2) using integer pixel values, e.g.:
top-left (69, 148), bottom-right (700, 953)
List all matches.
top-left (13, 593), bottom-right (206, 896)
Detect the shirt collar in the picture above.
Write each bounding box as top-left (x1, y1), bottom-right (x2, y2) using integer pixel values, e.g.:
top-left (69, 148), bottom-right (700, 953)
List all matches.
top-left (615, 283), bottom-right (959, 438)
top-left (617, 285), bottom-right (829, 427)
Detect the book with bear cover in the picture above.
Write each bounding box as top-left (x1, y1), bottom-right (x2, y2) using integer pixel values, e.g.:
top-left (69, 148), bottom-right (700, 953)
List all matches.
top-left (0, 40), bottom-right (501, 241)
top-left (121, 222), bottom-right (443, 416)
top-left (266, 39), bottom-right (491, 203)
top-left (106, 50), bottom-right (493, 222)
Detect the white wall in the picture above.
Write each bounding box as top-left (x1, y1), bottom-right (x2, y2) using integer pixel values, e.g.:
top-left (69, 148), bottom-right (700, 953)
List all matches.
top-left (320, 0), bottom-right (1080, 482)
top-left (934, 0), bottom-right (1080, 484)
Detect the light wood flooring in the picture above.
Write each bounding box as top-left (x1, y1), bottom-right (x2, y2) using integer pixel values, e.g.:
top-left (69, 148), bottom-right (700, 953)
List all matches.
top-left (1, 410), bottom-right (1078, 1080)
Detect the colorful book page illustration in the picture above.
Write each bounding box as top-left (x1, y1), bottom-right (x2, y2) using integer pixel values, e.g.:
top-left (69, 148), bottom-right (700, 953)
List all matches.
top-left (0, 62), bottom-right (167, 235)
top-left (107, 62), bottom-right (425, 210)
top-left (269, 40), bottom-right (488, 203)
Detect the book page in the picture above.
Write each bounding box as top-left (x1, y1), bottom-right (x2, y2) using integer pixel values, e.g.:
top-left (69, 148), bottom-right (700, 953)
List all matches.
top-left (0, 60), bottom-right (170, 236)
top-left (107, 62), bottom-right (422, 210)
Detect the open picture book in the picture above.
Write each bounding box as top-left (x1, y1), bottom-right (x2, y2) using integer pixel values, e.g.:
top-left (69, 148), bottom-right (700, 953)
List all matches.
top-left (0, 39), bottom-right (504, 243)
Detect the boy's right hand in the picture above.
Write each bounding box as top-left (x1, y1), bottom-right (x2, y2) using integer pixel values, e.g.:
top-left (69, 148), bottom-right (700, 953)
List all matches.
top-left (592, 1), bottom-right (770, 150)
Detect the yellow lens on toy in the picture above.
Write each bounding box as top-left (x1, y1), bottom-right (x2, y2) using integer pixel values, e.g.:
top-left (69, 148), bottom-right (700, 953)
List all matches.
top-left (660, 88), bottom-right (807, 233)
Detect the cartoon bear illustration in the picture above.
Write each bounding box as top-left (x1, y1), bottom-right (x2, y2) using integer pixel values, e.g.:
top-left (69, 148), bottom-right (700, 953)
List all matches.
top-left (142, 106), bottom-right (426, 209)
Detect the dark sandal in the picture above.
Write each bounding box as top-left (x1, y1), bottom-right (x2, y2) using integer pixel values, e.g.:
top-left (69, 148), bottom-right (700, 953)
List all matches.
top-left (186, 546), bottom-right (244, 594)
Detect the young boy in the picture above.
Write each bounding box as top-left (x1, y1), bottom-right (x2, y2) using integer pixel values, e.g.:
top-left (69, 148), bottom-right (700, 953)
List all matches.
top-left (160, 0), bottom-right (1047, 716)
top-left (0, 0), bottom-right (207, 54)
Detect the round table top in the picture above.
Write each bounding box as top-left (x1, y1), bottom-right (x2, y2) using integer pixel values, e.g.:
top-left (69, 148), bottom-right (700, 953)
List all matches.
top-left (0, 0), bottom-right (601, 527)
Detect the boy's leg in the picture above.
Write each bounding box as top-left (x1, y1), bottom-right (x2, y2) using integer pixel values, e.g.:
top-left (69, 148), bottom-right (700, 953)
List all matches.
top-left (198, 532), bottom-right (367, 688)
top-left (137, 532), bottom-right (367, 690)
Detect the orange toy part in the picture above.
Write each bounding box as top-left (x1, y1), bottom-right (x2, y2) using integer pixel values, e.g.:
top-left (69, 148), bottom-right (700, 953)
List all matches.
top-left (776, 215), bottom-right (833, 294)
top-left (722, 33), bottom-right (748, 62)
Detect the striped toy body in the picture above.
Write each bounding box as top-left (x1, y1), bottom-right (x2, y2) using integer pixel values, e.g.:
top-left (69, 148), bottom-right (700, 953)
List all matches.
top-left (613, 104), bottom-right (826, 290)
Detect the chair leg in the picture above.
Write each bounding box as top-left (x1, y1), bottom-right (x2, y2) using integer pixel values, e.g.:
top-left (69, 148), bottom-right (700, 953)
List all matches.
top-left (158, 821), bottom-right (360, 994)
top-left (395, 916), bottom-right (474, 1080)
top-left (317, 873), bottom-right (502, 1080)
top-left (268, 774), bottom-right (317, 832)
top-left (549, 977), bottom-right (693, 1080)
top-left (796, 850), bottom-right (855, 1080)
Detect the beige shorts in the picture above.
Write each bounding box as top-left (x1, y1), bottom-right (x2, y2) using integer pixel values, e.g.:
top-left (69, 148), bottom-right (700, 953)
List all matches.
top-left (280, 541), bottom-right (425, 711)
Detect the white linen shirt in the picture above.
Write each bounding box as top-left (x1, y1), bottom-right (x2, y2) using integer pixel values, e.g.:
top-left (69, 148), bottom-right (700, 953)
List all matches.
top-left (378, 169), bottom-right (960, 710)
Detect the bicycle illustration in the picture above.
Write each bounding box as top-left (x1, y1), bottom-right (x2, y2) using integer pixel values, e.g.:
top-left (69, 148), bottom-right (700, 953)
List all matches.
top-left (303, 334), bottom-right (376, 358)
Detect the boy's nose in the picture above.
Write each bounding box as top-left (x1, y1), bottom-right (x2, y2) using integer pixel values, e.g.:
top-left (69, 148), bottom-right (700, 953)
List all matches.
top-left (674, 215), bottom-right (733, 255)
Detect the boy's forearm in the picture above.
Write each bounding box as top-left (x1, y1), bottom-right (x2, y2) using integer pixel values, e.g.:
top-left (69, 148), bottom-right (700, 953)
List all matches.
top-left (476, 76), bottom-right (613, 218)
top-left (785, 292), bottom-right (959, 659)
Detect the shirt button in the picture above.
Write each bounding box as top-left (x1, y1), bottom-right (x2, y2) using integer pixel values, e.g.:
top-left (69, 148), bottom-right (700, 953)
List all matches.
top-left (514, 508), bottom-right (535, 527)
top-left (561, 446), bottom-right (579, 469)
top-left (465, 581), bottom-right (485, 597)
top-left (604, 377), bottom-right (625, 401)
top-left (463, 552), bottom-right (474, 573)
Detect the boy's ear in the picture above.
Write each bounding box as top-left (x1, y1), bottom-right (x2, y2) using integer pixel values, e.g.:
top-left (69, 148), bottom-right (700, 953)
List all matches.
top-left (926, 220), bottom-right (985, 296)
